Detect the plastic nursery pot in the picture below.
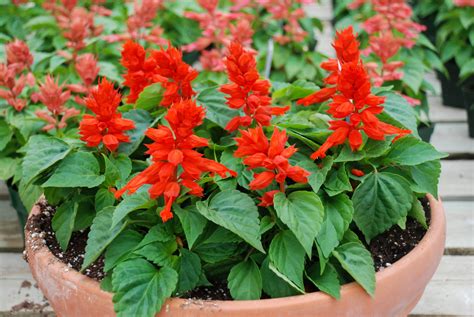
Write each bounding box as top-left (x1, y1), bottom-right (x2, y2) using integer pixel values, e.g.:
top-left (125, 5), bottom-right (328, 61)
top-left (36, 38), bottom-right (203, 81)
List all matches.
top-left (25, 195), bottom-right (446, 317)
top-left (437, 60), bottom-right (464, 108)
top-left (417, 122), bottom-right (435, 143)
top-left (462, 84), bottom-right (474, 138)
top-left (6, 180), bottom-right (28, 236)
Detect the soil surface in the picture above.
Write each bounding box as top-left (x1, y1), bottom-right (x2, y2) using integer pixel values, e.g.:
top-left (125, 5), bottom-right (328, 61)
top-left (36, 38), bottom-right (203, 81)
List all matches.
top-left (27, 198), bottom-right (430, 301)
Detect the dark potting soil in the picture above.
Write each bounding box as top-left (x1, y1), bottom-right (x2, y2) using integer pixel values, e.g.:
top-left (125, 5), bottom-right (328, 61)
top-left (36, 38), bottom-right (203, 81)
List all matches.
top-left (26, 198), bottom-right (430, 300)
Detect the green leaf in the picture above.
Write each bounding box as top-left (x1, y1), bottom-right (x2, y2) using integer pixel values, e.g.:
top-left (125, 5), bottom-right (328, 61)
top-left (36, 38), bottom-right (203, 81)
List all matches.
top-left (110, 153), bottom-right (132, 181)
top-left (408, 197), bottom-right (428, 229)
top-left (324, 166), bottom-right (352, 196)
top-left (409, 160), bottom-right (441, 199)
top-left (316, 194), bottom-right (354, 259)
top-left (176, 249), bottom-right (201, 294)
top-left (24, 15), bottom-right (57, 30)
top-left (306, 262), bottom-right (341, 299)
top-left (269, 230), bottom-right (306, 291)
top-left (95, 188), bottom-right (116, 212)
top-left (49, 55), bottom-right (66, 72)
top-left (52, 199), bottom-right (79, 250)
top-left (112, 259), bottom-right (178, 317)
top-left (174, 205), bottom-right (207, 249)
top-left (402, 60), bottom-right (425, 93)
top-left (380, 92), bottom-right (419, 136)
top-left (82, 206), bottom-right (127, 270)
top-left (197, 87), bottom-right (239, 129)
top-left (272, 80), bottom-right (318, 101)
top-left (103, 155), bottom-right (120, 187)
top-left (134, 240), bottom-right (178, 268)
top-left (136, 224), bottom-right (174, 248)
top-left (273, 191), bottom-right (324, 257)
top-left (285, 55), bottom-right (306, 79)
top-left (460, 60), bottom-right (474, 81)
top-left (43, 152), bottom-right (105, 188)
top-left (21, 135), bottom-right (71, 184)
top-left (352, 172), bottom-right (413, 242)
top-left (134, 83), bottom-right (164, 110)
top-left (112, 186), bottom-right (154, 227)
top-left (98, 61), bottom-right (122, 83)
top-left (228, 258), bottom-right (262, 300)
top-left (0, 157), bottom-right (18, 180)
top-left (260, 257), bottom-right (299, 298)
top-left (382, 136), bottom-right (447, 166)
top-left (118, 109), bottom-right (154, 155)
top-left (18, 180), bottom-right (42, 212)
top-left (332, 242), bottom-right (375, 296)
top-left (195, 190), bottom-right (264, 253)
top-left (298, 156), bottom-right (334, 193)
top-left (104, 229), bottom-right (143, 272)
top-left (0, 119), bottom-right (13, 151)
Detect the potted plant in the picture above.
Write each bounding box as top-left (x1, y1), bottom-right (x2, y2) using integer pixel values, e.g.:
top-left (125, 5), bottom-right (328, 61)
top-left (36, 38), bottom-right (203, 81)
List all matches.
top-left (24, 27), bottom-right (447, 316)
top-left (434, 0), bottom-right (474, 108)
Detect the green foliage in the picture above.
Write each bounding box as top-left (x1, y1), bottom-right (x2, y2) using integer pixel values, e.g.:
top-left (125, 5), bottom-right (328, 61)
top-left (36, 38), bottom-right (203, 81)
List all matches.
top-left (228, 259), bottom-right (262, 300)
top-left (306, 262), bottom-right (341, 299)
top-left (112, 259), bottom-right (178, 317)
top-left (197, 87), bottom-right (239, 129)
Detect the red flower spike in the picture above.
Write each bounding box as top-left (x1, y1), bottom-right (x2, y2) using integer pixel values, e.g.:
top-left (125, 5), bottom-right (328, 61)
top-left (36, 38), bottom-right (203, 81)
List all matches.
top-left (220, 42), bottom-right (288, 131)
top-left (116, 99), bottom-right (235, 223)
top-left (79, 78), bottom-right (135, 152)
top-left (259, 190), bottom-right (280, 207)
top-left (121, 41), bottom-right (198, 106)
top-left (235, 126), bottom-right (310, 192)
top-left (297, 27), bottom-right (412, 160)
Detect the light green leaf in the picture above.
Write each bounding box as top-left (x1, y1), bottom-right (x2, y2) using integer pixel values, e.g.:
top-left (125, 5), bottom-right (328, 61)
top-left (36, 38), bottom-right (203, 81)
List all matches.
top-left (134, 83), bottom-right (164, 110)
top-left (382, 136), bottom-right (447, 166)
top-left (273, 191), bottom-right (324, 257)
top-left (134, 240), bottom-right (178, 268)
top-left (103, 155), bottom-right (120, 187)
top-left (112, 259), bottom-right (178, 317)
top-left (110, 153), bottom-right (132, 181)
top-left (352, 172), bottom-right (413, 241)
top-left (380, 92), bottom-right (419, 136)
top-left (298, 156), bottom-right (334, 193)
top-left (174, 205), bottom-right (207, 249)
top-left (195, 190), bottom-right (264, 253)
top-left (82, 206), bottom-right (127, 270)
top-left (306, 262), bottom-right (341, 299)
top-left (21, 135), bottom-right (71, 184)
top-left (98, 61), bottom-right (122, 83)
top-left (332, 242), bottom-right (375, 296)
top-left (402, 60), bottom-right (425, 93)
top-left (0, 119), bottom-right (13, 151)
top-left (228, 258), bottom-right (262, 300)
top-left (52, 199), bottom-right (79, 250)
top-left (176, 249), bottom-right (201, 294)
top-left (18, 180), bottom-right (42, 212)
top-left (43, 151), bottom-right (105, 188)
top-left (0, 157), bottom-right (18, 180)
top-left (269, 230), bottom-right (306, 291)
top-left (408, 197), bottom-right (428, 229)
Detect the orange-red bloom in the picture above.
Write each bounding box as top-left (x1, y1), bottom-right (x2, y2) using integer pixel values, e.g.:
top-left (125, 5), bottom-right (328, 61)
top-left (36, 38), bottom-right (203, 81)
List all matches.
top-left (298, 27), bottom-right (411, 160)
top-left (121, 41), bottom-right (198, 106)
top-left (220, 42), bottom-right (289, 131)
top-left (235, 126), bottom-right (310, 205)
top-left (116, 99), bottom-right (236, 222)
top-left (79, 78), bottom-right (135, 152)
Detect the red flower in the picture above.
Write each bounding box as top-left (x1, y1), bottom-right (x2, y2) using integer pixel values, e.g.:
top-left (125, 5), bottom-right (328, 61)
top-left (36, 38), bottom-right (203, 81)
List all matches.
top-left (235, 125), bottom-right (310, 194)
top-left (115, 99), bottom-right (236, 222)
top-left (297, 27), bottom-right (411, 160)
top-left (220, 42), bottom-right (289, 131)
top-left (5, 39), bottom-right (33, 73)
top-left (351, 168), bottom-right (365, 177)
top-left (79, 78), bottom-right (135, 152)
top-left (75, 53), bottom-right (100, 87)
top-left (121, 41), bottom-right (198, 106)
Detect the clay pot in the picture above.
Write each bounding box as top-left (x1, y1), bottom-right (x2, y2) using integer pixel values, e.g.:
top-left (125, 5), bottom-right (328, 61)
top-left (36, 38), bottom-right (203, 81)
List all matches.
top-left (25, 195), bottom-right (446, 317)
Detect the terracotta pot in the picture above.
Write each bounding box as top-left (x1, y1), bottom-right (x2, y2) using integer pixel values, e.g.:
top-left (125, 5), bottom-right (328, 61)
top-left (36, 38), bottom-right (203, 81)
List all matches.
top-left (25, 195), bottom-right (446, 317)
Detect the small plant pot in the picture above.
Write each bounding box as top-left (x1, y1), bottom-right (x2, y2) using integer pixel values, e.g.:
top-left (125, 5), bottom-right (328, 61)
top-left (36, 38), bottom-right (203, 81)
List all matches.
top-left (462, 85), bottom-right (474, 138)
top-left (418, 122), bottom-right (435, 143)
top-left (25, 195), bottom-right (446, 317)
top-left (437, 60), bottom-right (464, 108)
top-left (6, 180), bottom-right (28, 236)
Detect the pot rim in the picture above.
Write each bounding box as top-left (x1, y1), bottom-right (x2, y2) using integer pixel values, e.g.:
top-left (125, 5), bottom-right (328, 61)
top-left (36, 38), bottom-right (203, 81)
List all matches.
top-left (25, 194), bottom-right (445, 312)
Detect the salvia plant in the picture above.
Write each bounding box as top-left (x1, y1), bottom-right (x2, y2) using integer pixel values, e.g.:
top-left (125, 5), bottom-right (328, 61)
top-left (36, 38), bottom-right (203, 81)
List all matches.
top-left (17, 25), bottom-right (448, 317)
